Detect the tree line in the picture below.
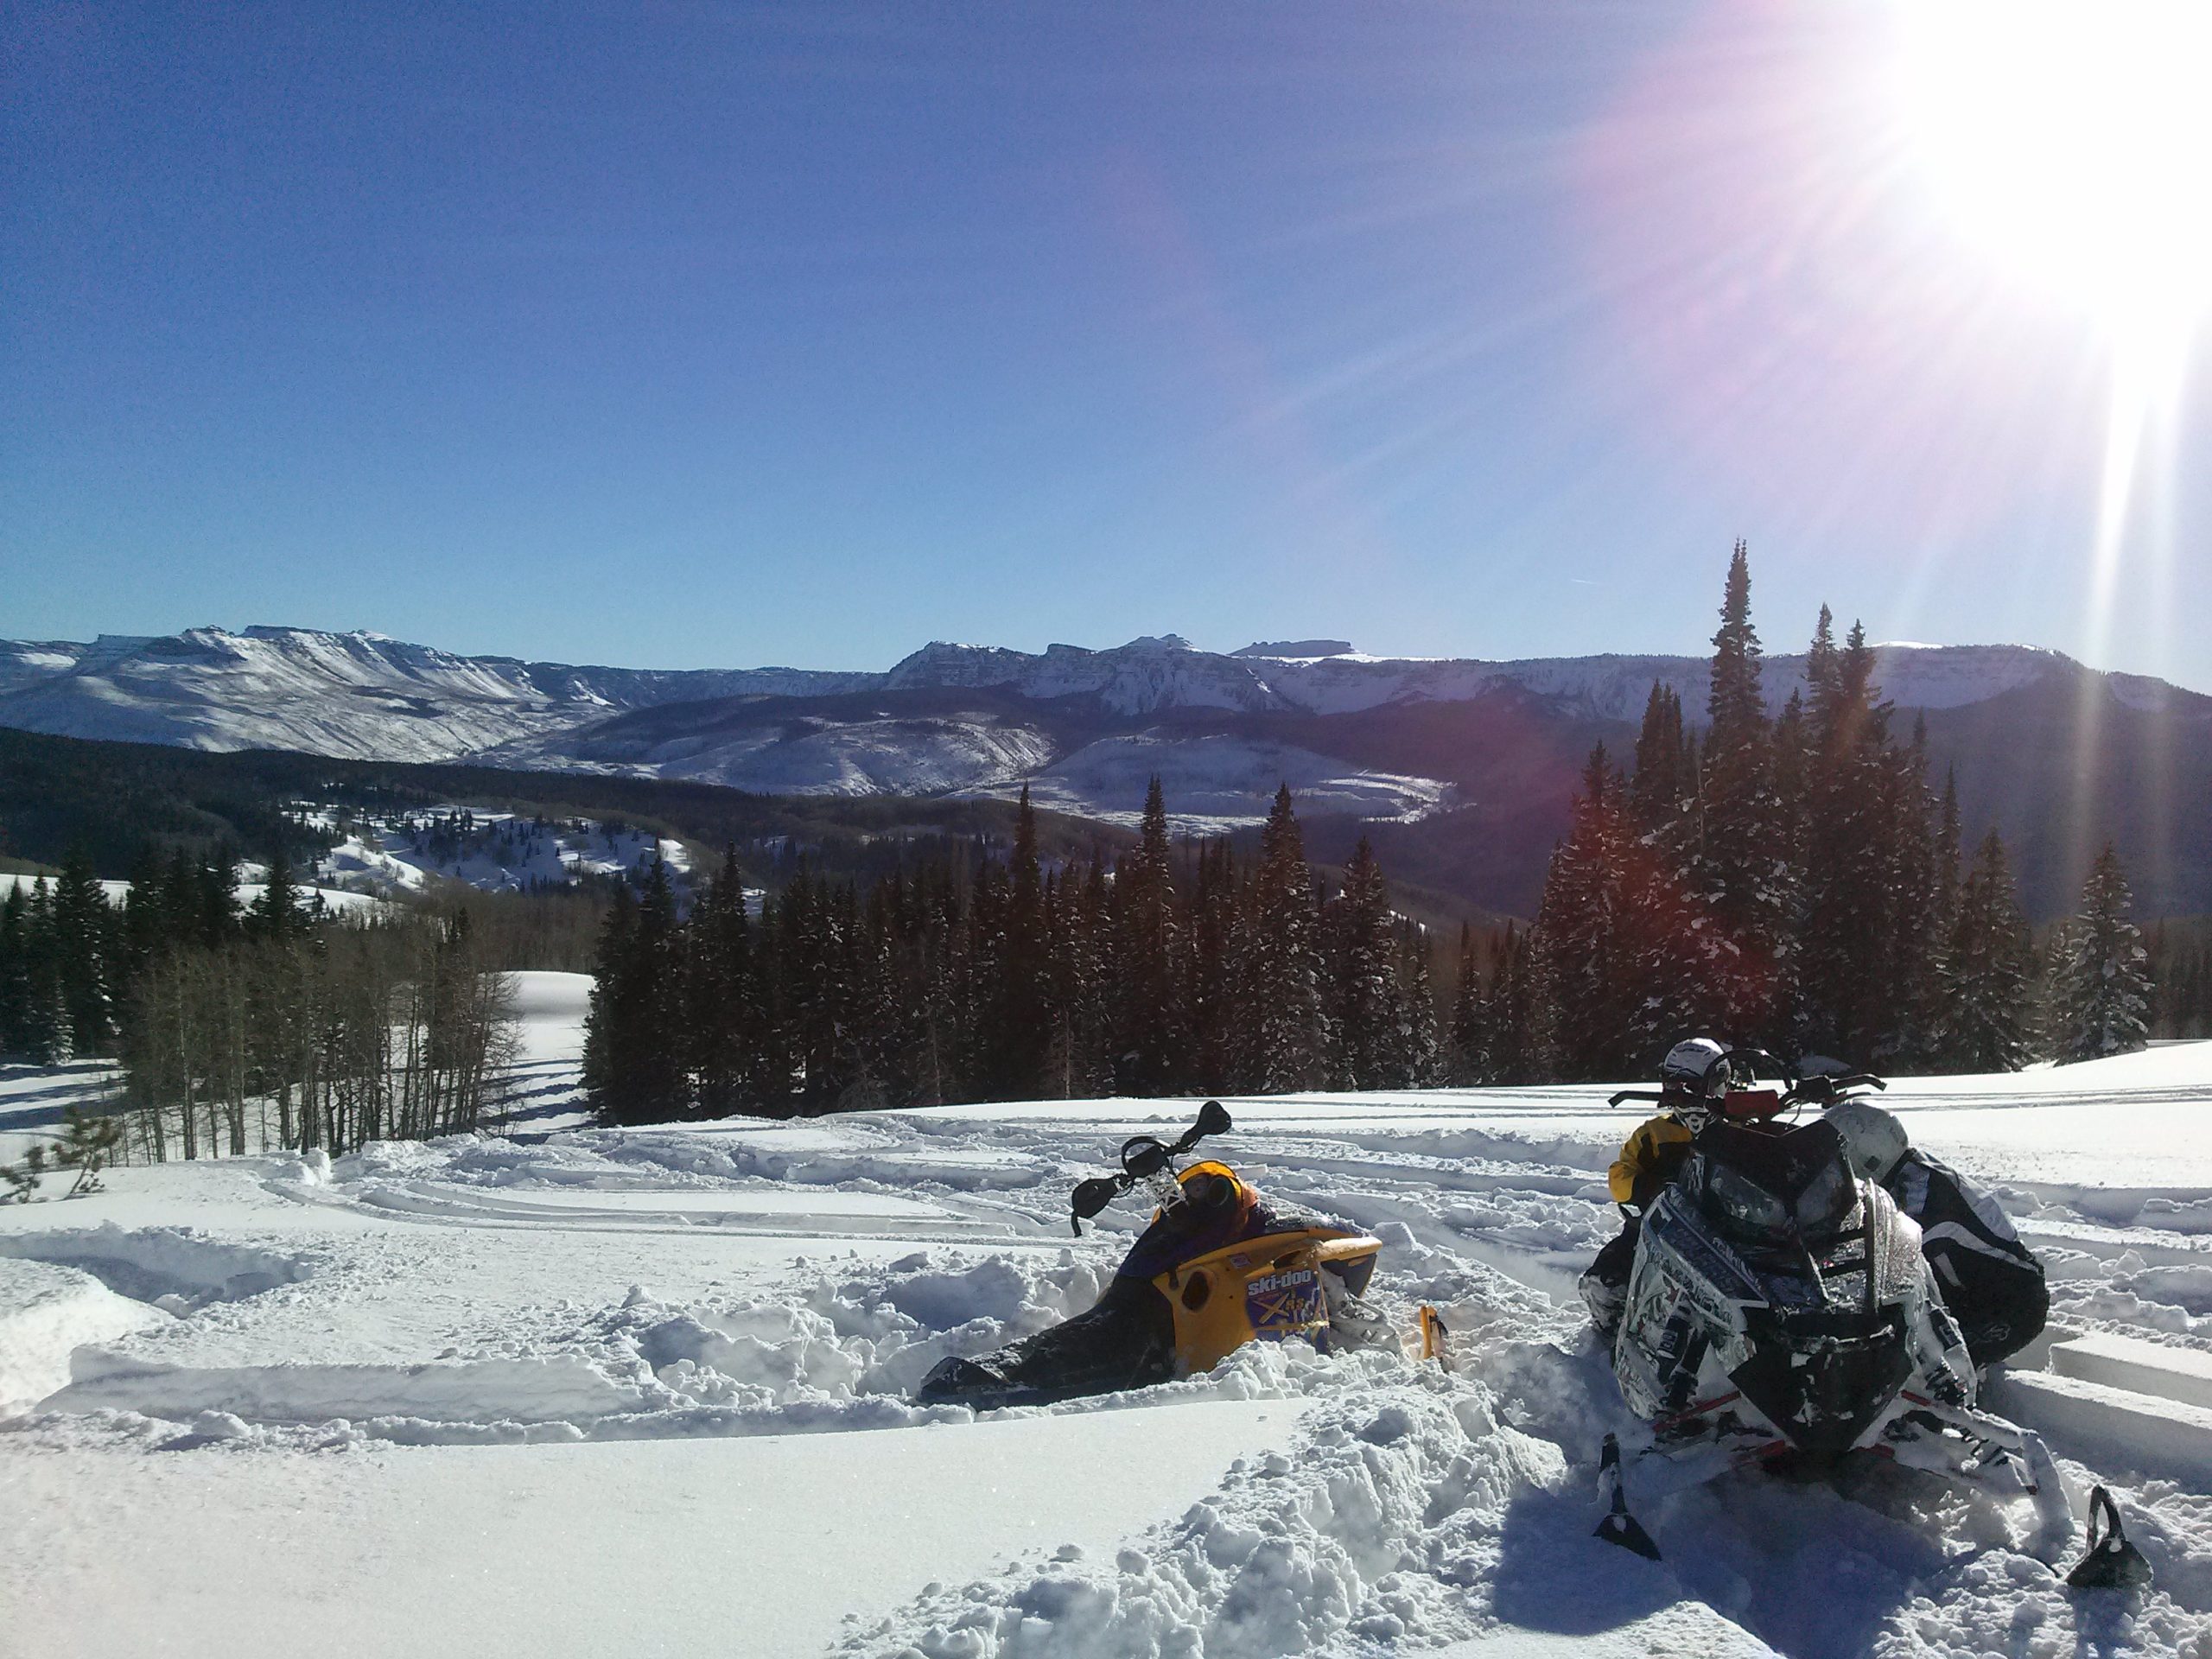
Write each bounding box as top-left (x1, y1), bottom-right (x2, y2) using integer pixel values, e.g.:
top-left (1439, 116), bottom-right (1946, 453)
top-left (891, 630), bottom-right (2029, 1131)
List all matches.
top-left (582, 782), bottom-right (1440, 1122)
top-left (1450, 544), bottom-right (2159, 1084)
top-left (0, 844), bottom-right (518, 1162)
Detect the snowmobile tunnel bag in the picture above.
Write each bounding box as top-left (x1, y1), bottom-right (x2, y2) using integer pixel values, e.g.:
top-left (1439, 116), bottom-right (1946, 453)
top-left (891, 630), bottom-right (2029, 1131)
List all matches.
top-left (1157, 1229), bottom-right (1383, 1374)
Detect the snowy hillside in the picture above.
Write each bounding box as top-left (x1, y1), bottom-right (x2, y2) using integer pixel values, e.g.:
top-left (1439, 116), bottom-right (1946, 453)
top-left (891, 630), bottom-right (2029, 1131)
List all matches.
top-left (3, 626), bottom-right (2190, 765)
top-left (303, 808), bottom-right (693, 900)
top-left (0, 626), bottom-right (867, 760)
top-left (4, 1008), bottom-right (2210, 1656)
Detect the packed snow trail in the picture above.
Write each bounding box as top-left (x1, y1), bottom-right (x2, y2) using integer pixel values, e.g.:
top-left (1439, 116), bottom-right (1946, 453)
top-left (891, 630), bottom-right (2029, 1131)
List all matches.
top-left (3, 1028), bottom-right (2210, 1656)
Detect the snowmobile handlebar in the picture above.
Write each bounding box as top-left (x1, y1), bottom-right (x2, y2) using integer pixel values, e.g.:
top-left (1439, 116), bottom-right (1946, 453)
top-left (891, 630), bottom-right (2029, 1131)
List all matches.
top-left (1070, 1100), bottom-right (1233, 1235)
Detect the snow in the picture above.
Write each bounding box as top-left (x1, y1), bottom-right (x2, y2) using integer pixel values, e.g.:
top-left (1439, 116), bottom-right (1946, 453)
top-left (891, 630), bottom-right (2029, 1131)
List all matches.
top-left (0, 871), bottom-right (377, 915)
top-left (299, 807), bottom-right (691, 900)
top-left (3, 1031), bottom-right (2209, 1656)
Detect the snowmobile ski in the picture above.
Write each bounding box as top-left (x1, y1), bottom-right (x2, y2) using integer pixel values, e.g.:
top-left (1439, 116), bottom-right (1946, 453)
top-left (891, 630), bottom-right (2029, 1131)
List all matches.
top-left (2066, 1485), bottom-right (2153, 1591)
top-left (1593, 1433), bottom-right (1661, 1560)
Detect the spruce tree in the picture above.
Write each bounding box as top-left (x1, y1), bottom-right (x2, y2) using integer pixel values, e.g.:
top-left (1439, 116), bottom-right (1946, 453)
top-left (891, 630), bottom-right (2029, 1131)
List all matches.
top-left (248, 845), bottom-right (303, 940)
top-left (2053, 845), bottom-right (2152, 1062)
top-left (1233, 785), bottom-right (1327, 1093)
top-left (688, 846), bottom-right (757, 1116)
top-left (1112, 778), bottom-right (1186, 1096)
top-left (1447, 923), bottom-right (1491, 1085)
top-left (1533, 747), bottom-right (1634, 1080)
top-left (988, 787), bottom-right (1053, 1101)
top-left (1795, 620), bottom-right (1902, 1063)
top-left (1323, 837), bottom-right (1403, 1090)
top-left (49, 848), bottom-right (115, 1057)
top-left (1692, 543), bottom-right (1791, 1039)
top-left (1942, 830), bottom-right (2035, 1072)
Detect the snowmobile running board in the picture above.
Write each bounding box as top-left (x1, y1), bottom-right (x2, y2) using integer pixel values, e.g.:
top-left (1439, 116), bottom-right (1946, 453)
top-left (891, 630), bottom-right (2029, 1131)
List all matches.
top-left (1592, 1433), bottom-right (1661, 1560)
top-left (2067, 1485), bottom-right (2153, 1591)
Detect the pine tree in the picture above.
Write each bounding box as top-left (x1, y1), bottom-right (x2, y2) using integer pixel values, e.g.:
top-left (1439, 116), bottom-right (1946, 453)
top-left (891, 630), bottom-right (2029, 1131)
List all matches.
top-left (1487, 924), bottom-right (1541, 1084)
top-left (248, 845), bottom-right (304, 940)
top-left (1185, 836), bottom-right (1240, 1093)
top-left (581, 861), bottom-right (690, 1123)
top-left (1323, 837), bottom-right (1404, 1090)
top-left (1447, 923), bottom-right (1491, 1084)
top-left (1395, 920), bottom-right (1441, 1087)
top-left (1533, 747), bottom-right (1635, 1080)
top-left (0, 885), bottom-right (29, 1057)
top-left (1233, 785), bottom-right (1327, 1093)
top-left (984, 786), bottom-right (1053, 1101)
top-left (1691, 543), bottom-right (1791, 1039)
top-left (1795, 620), bottom-right (1904, 1064)
top-left (49, 848), bottom-right (115, 1057)
top-left (2052, 845), bottom-right (2152, 1062)
top-left (1942, 830), bottom-right (2035, 1072)
top-left (688, 846), bottom-right (757, 1116)
top-left (1112, 779), bottom-right (1186, 1096)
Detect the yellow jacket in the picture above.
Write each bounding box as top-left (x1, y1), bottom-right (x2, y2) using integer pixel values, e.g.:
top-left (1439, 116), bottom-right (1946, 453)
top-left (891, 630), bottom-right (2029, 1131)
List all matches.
top-left (1608, 1114), bottom-right (1694, 1210)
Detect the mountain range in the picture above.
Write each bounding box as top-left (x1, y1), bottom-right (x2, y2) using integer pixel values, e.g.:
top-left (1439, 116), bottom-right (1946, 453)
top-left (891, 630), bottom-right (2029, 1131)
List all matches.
top-left (2, 626), bottom-right (2205, 919)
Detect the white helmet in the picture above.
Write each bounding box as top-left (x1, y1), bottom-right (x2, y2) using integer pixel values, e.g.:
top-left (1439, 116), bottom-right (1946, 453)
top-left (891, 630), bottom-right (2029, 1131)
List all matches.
top-left (1825, 1099), bottom-right (1909, 1183)
top-left (1660, 1038), bottom-right (1728, 1092)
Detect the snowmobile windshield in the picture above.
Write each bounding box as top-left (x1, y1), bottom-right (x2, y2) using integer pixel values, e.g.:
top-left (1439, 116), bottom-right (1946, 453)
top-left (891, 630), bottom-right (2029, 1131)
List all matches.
top-left (1698, 1159), bottom-right (1792, 1240)
top-left (1790, 1158), bottom-right (1859, 1239)
top-left (1690, 1120), bottom-right (1857, 1245)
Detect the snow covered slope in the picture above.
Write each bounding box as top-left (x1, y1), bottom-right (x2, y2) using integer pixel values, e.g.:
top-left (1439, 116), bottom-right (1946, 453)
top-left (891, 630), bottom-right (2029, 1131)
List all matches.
top-left (3, 1025), bottom-right (2209, 1656)
top-left (0, 626), bottom-right (867, 760)
top-left (3, 626), bottom-right (2193, 760)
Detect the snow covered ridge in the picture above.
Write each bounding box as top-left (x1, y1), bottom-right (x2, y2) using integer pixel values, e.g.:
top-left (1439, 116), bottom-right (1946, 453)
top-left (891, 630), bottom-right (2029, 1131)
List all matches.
top-left (3, 626), bottom-right (2202, 765)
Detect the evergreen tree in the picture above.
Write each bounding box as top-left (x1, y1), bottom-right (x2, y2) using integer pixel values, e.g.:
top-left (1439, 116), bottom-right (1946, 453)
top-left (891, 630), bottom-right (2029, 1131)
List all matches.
top-left (1112, 779), bottom-right (1186, 1096)
top-left (1233, 785), bottom-right (1327, 1092)
top-left (248, 845), bottom-right (304, 940)
top-left (983, 787), bottom-right (1053, 1101)
top-left (1184, 836), bottom-right (1240, 1093)
top-left (49, 847), bottom-right (115, 1057)
top-left (1942, 830), bottom-right (2035, 1072)
top-left (581, 861), bottom-right (690, 1123)
top-left (1533, 747), bottom-right (1636, 1079)
top-left (1795, 620), bottom-right (1903, 1063)
top-left (1395, 920), bottom-right (1442, 1087)
top-left (1323, 837), bottom-right (1405, 1090)
top-left (2052, 845), bottom-right (2152, 1062)
top-left (1487, 924), bottom-right (1541, 1084)
top-left (1447, 923), bottom-right (1491, 1085)
top-left (1691, 542), bottom-right (1791, 1039)
top-left (0, 884), bottom-right (29, 1057)
top-left (688, 846), bottom-right (757, 1116)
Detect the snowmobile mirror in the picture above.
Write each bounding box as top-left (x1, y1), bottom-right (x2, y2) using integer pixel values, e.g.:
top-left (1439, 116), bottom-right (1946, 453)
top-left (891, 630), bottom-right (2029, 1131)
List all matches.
top-left (1120, 1135), bottom-right (1173, 1180)
top-left (1185, 1100), bottom-right (1232, 1146)
top-left (1070, 1177), bottom-right (1122, 1235)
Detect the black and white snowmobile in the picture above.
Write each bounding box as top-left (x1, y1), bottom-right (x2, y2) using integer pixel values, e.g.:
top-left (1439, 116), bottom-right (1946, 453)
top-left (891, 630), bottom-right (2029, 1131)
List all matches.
top-left (1588, 1058), bottom-right (2140, 1581)
top-left (915, 1101), bottom-right (1395, 1409)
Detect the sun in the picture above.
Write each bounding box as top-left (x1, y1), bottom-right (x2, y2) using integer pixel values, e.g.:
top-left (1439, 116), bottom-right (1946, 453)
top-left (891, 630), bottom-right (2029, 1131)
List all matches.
top-left (1895, 0), bottom-right (2212, 360)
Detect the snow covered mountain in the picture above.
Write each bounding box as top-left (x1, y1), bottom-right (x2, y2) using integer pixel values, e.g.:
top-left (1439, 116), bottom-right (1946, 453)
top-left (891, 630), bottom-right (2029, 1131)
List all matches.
top-left (4, 625), bottom-right (2207, 912)
top-left (0, 626), bottom-right (867, 762)
top-left (0, 624), bottom-right (2157, 764)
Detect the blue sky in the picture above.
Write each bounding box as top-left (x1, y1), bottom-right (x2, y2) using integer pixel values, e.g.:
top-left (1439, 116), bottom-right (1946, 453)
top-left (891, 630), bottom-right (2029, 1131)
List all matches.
top-left (3, 2), bottom-right (2207, 689)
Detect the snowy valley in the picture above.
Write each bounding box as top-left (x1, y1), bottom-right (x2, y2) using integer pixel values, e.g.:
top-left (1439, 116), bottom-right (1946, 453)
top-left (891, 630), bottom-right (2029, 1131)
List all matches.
top-left (4, 983), bottom-right (2211, 1658)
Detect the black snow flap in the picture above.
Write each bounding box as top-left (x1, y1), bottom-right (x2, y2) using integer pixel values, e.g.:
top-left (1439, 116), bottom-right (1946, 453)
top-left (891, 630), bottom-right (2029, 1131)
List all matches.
top-left (2066, 1486), bottom-right (2153, 1592)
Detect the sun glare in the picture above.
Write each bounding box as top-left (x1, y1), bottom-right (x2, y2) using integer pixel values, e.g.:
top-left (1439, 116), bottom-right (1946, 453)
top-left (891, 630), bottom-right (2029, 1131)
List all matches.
top-left (1897, 0), bottom-right (2212, 356)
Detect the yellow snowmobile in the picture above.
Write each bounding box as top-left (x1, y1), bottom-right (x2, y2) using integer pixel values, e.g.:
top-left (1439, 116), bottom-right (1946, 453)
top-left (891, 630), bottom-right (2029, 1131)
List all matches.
top-left (915, 1101), bottom-right (1391, 1408)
